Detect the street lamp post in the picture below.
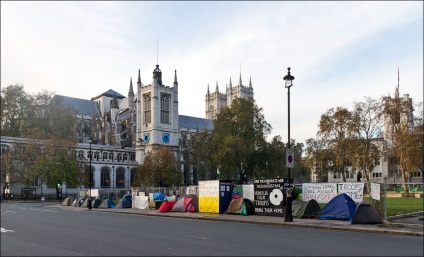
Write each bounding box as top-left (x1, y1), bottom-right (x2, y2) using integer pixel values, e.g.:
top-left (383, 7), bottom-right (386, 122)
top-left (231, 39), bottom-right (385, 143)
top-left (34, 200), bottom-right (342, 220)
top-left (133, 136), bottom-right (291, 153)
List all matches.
top-left (88, 139), bottom-right (92, 210)
top-left (283, 67), bottom-right (295, 222)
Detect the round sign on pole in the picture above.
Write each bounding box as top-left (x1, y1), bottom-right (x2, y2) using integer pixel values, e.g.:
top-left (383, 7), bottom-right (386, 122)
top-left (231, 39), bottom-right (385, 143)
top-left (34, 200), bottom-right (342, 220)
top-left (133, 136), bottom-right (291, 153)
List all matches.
top-left (286, 149), bottom-right (294, 168)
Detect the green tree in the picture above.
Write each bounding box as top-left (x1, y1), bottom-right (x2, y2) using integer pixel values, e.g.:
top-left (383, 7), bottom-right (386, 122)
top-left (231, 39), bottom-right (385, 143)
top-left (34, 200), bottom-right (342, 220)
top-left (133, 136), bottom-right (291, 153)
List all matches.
top-left (1, 84), bottom-right (32, 137)
top-left (135, 146), bottom-right (181, 187)
top-left (211, 97), bottom-right (271, 184)
top-left (304, 138), bottom-right (330, 182)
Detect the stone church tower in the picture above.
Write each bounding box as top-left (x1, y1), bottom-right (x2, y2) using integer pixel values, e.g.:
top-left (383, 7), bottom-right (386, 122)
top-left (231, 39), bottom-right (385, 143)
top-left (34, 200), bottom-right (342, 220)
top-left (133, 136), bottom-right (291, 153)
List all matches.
top-left (205, 73), bottom-right (254, 119)
top-left (135, 65), bottom-right (180, 163)
top-left (383, 69), bottom-right (414, 142)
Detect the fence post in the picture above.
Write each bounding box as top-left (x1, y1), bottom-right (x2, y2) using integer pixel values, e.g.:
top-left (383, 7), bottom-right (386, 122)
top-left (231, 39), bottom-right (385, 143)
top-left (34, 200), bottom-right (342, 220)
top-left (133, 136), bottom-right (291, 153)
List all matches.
top-left (383, 176), bottom-right (388, 223)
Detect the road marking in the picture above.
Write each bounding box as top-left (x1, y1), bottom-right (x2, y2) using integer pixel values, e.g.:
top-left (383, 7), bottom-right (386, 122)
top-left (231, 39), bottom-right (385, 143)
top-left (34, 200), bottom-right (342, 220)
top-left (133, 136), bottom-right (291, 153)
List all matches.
top-left (6, 211), bottom-right (16, 213)
top-left (17, 207), bottom-right (27, 209)
top-left (30, 208), bottom-right (40, 211)
top-left (1, 228), bottom-right (15, 233)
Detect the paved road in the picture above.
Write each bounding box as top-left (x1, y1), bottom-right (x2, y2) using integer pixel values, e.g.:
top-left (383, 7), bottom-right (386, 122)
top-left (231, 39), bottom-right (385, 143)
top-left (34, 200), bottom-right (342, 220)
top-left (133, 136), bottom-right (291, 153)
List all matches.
top-left (1, 202), bottom-right (423, 256)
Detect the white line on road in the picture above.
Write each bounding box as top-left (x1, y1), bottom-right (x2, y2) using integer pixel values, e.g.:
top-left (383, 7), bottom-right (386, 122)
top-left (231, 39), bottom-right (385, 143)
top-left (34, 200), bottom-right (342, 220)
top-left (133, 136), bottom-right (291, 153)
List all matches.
top-left (42, 210), bottom-right (56, 212)
top-left (1, 228), bottom-right (15, 233)
top-left (30, 208), bottom-right (40, 211)
top-left (6, 211), bottom-right (16, 213)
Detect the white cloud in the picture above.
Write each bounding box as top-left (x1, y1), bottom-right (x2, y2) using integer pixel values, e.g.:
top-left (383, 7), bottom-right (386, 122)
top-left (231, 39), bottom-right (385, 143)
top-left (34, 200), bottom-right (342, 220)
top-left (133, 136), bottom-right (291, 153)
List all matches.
top-left (1, 1), bottom-right (422, 145)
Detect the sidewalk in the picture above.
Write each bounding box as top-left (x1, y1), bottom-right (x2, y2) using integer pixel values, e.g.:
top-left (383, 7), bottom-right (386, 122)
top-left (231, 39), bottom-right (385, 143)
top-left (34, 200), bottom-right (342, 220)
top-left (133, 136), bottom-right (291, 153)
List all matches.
top-left (55, 205), bottom-right (424, 237)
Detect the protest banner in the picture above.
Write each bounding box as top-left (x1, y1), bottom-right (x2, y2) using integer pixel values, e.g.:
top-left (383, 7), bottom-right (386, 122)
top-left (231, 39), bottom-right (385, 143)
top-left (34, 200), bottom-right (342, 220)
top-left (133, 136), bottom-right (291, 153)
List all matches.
top-left (302, 183), bottom-right (337, 203)
top-left (338, 183), bottom-right (364, 202)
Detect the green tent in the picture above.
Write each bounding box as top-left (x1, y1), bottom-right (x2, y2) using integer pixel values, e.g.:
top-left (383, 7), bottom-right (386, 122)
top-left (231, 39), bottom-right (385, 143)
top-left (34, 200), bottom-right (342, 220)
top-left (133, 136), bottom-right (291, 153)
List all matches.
top-left (292, 199), bottom-right (321, 218)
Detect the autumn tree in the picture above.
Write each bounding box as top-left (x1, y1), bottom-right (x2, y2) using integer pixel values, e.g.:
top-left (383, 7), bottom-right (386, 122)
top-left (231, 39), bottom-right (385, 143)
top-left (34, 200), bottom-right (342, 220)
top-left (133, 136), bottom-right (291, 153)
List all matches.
top-left (350, 97), bottom-right (384, 192)
top-left (135, 146), bottom-right (181, 188)
top-left (303, 138), bottom-right (331, 182)
top-left (317, 107), bottom-right (355, 182)
top-left (211, 97), bottom-right (271, 184)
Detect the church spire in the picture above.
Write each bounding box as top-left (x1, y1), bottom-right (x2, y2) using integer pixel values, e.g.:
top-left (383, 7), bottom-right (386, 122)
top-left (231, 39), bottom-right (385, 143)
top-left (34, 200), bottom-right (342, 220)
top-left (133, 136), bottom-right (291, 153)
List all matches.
top-left (111, 93), bottom-right (119, 109)
top-left (229, 76), bottom-right (232, 88)
top-left (129, 77), bottom-right (134, 96)
top-left (239, 72), bottom-right (242, 86)
top-left (174, 69), bottom-right (178, 84)
top-left (249, 76), bottom-right (252, 88)
top-left (137, 69), bottom-right (141, 87)
top-left (207, 84), bottom-right (210, 95)
top-left (395, 67), bottom-right (399, 99)
top-left (216, 81), bottom-right (219, 93)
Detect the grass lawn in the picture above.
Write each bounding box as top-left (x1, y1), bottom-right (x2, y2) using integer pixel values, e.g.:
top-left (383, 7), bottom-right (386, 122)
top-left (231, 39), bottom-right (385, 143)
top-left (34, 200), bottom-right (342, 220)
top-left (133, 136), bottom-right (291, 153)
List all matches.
top-left (316, 197), bottom-right (423, 217)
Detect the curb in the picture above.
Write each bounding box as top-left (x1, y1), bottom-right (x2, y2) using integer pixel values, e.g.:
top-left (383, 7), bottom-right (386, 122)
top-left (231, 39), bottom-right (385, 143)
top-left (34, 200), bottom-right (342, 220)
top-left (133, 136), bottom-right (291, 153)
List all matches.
top-left (80, 207), bottom-right (423, 238)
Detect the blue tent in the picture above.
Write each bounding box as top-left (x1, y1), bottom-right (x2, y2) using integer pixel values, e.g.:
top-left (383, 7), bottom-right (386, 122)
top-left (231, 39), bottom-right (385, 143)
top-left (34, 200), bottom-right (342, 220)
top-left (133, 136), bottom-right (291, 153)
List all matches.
top-left (116, 193), bottom-right (132, 208)
top-left (99, 199), bottom-right (116, 208)
top-left (318, 193), bottom-right (356, 221)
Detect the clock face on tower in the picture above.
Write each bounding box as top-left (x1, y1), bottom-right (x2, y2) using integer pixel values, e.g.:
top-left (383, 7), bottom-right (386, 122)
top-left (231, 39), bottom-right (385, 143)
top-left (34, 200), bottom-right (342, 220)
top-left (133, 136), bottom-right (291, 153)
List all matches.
top-left (162, 133), bottom-right (170, 144)
top-left (143, 133), bottom-right (150, 143)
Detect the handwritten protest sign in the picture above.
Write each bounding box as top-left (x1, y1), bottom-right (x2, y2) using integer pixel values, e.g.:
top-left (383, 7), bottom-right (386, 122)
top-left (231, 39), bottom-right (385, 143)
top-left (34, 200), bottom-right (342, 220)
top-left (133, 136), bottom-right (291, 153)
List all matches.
top-left (302, 183), bottom-right (337, 203)
top-left (338, 183), bottom-right (364, 202)
top-left (199, 180), bottom-right (220, 213)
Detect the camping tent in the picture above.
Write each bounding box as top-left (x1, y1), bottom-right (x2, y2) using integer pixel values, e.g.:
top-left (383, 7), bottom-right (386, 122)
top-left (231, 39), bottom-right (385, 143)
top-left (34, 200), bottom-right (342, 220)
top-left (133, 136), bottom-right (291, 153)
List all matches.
top-left (225, 198), bottom-right (255, 216)
top-left (292, 199), bottom-right (321, 218)
top-left (157, 201), bottom-right (177, 213)
top-left (92, 199), bottom-right (102, 208)
top-left (99, 199), bottom-right (116, 208)
top-left (61, 197), bottom-right (74, 206)
top-left (318, 193), bottom-right (356, 221)
top-left (184, 197), bottom-right (199, 212)
top-left (170, 197), bottom-right (186, 212)
top-left (351, 201), bottom-right (383, 224)
top-left (153, 192), bottom-right (166, 201)
top-left (116, 194), bottom-right (132, 208)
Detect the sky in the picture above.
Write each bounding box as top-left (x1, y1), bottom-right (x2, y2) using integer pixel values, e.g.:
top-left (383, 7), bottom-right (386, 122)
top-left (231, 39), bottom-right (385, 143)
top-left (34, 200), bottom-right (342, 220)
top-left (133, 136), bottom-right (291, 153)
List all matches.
top-left (1, 1), bottom-right (423, 145)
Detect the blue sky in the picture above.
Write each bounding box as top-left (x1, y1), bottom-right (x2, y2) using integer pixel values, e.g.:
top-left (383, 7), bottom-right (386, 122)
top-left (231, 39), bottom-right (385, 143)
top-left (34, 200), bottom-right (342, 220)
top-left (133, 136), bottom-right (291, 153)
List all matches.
top-left (1, 1), bottom-right (423, 144)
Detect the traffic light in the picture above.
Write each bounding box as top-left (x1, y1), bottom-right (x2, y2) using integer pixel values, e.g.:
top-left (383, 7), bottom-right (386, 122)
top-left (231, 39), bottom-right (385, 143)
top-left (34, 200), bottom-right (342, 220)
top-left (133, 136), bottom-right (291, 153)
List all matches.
top-left (57, 180), bottom-right (62, 189)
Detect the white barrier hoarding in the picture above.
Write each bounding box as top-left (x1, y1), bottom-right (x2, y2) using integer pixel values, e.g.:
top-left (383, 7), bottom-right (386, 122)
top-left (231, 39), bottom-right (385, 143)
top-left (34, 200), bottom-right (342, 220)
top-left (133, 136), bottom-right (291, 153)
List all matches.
top-left (338, 183), bottom-right (364, 203)
top-left (302, 183), bottom-right (337, 203)
top-left (370, 183), bottom-right (380, 201)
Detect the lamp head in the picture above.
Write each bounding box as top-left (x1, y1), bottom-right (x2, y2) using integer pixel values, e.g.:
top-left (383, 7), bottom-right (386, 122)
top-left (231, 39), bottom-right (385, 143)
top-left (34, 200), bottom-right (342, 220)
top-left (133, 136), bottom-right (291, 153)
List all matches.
top-left (283, 67), bottom-right (295, 88)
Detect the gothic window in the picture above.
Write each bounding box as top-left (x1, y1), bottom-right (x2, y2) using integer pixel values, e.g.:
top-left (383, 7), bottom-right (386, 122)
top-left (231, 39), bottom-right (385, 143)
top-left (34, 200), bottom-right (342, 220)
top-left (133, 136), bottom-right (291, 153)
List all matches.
top-left (116, 167), bottom-right (125, 188)
top-left (101, 167), bottom-right (111, 187)
top-left (144, 94), bottom-right (151, 124)
top-left (94, 151), bottom-right (100, 160)
top-left (123, 154), bottom-right (128, 161)
top-left (374, 158), bottom-right (381, 166)
top-left (109, 153), bottom-right (114, 160)
top-left (161, 93), bottom-right (170, 124)
top-left (77, 151), bottom-right (84, 158)
top-left (130, 154), bottom-right (135, 161)
top-left (117, 153), bottom-right (122, 161)
top-left (103, 152), bottom-right (108, 160)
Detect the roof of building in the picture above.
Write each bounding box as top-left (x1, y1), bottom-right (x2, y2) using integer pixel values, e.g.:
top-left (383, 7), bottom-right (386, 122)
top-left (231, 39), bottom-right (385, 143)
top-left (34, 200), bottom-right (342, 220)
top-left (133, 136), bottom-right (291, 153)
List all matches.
top-left (91, 89), bottom-right (125, 100)
top-left (179, 115), bottom-right (214, 131)
top-left (53, 95), bottom-right (98, 116)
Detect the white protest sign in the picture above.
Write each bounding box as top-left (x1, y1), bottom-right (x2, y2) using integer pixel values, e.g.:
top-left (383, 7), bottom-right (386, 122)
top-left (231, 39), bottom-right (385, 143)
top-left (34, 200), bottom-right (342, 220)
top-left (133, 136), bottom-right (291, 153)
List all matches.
top-left (338, 183), bottom-right (364, 202)
top-left (242, 184), bottom-right (254, 202)
top-left (302, 183), bottom-right (337, 203)
top-left (370, 183), bottom-right (381, 201)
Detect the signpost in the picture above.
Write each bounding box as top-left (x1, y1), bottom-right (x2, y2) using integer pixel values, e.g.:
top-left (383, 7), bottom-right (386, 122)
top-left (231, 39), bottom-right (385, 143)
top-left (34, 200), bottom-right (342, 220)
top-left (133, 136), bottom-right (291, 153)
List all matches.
top-left (286, 149), bottom-right (294, 168)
